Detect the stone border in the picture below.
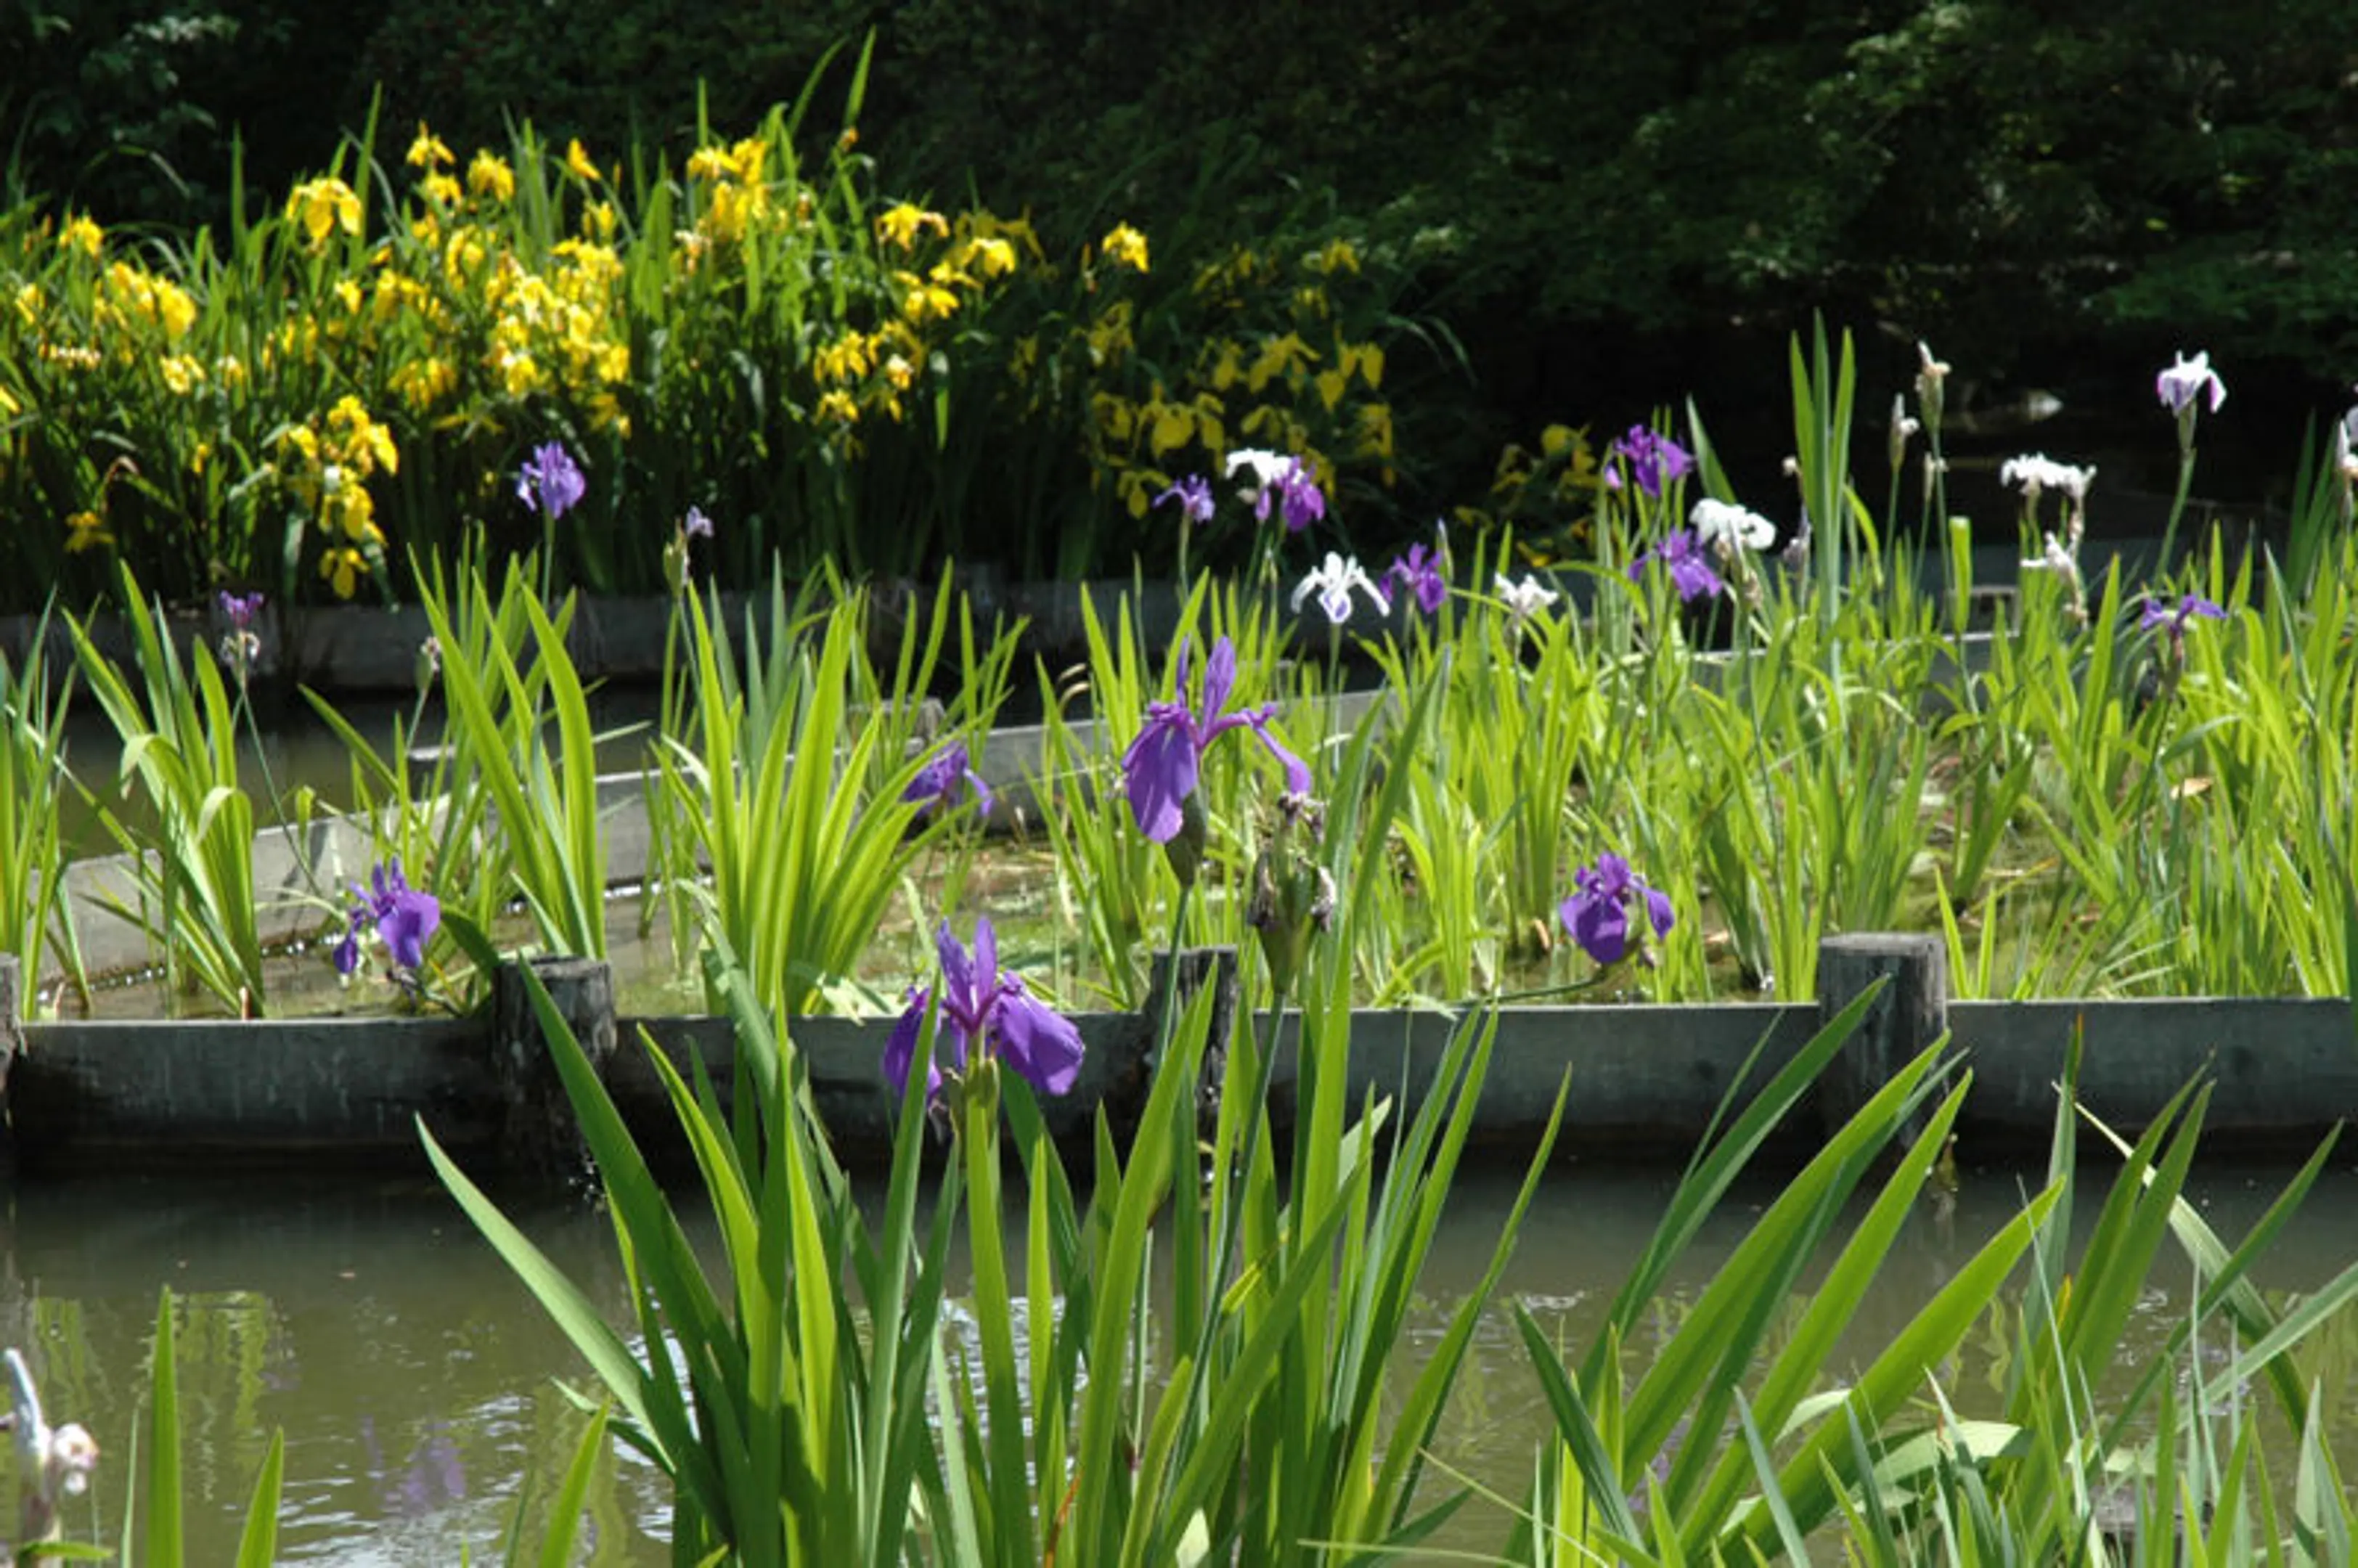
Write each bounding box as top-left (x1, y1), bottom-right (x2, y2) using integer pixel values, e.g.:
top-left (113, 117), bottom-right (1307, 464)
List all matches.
top-left (4, 947), bottom-right (2349, 1180)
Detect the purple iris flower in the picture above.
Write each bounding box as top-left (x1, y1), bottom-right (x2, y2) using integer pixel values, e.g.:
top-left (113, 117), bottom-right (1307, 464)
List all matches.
top-left (1122, 635), bottom-right (1313, 844)
top-left (1559, 852), bottom-right (1676, 967)
top-left (515, 441), bottom-right (587, 522)
top-left (1156, 474), bottom-right (1216, 526)
top-left (683, 505), bottom-right (714, 539)
top-left (1610, 426), bottom-right (1695, 499)
top-left (1228, 450), bottom-right (1326, 533)
top-left (1628, 529), bottom-right (1725, 603)
top-left (2139, 592), bottom-right (2226, 633)
top-left (334, 858), bottom-right (441, 977)
top-left (1384, 542), bottom-right (1448, 615)
top-left (882, 917), bottom-right (1085, 1102)
top-left (218, 590), bottom-right (265, 629)
top-left (903, 739), bottom-right (994, 818)
top-left (1273, 460), bottom-right (1326, 532)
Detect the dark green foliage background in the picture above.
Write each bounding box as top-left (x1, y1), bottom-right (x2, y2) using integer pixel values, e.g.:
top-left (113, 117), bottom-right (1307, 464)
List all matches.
top-left (9, 0), bottom-right (2354, 501)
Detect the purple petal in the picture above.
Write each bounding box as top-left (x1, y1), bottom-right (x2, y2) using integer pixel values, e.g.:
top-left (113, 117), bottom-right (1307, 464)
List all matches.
top-left (1123, 709), bottom-right (1199, 843)
top-left (1244, 713), bottom-right (1313, 796)
top-left (995, 983), bottom-right (1086, 1096)
top-left (935, 921), bottom-right (984, 1032)
top-left (882, 989), bottom-right (941, 1103)
top-left (902, 743), bottom-right (967, 810)
top-left (1563, 888), bottom-right (1631, 966)
top-left (971, 916), bottom-right (999, 1001)
top-left (378, 888), bottom-right (441, 970)
top-left (1200, 636), bottom-right (1239, 723)
top-left (1643, 883), bottom-right (1676, 939)
top-left (1585, 853), bottom-right (1633, 902)
top-left (1668, 547), bottom-right (1724, 603)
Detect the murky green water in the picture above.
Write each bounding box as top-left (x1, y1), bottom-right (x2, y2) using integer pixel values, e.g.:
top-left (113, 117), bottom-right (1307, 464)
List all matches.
top-left (7, 1159), bottom-right (2357, 1562)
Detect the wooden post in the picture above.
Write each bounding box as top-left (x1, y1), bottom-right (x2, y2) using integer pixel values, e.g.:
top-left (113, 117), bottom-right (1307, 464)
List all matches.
top-left (0, 956), bottom-right (20, 1176)
top-left (1816, 934), bottom-right (1949, 1149)
top-left (491, 957), bottom-right (618, 1193)
top-left (1146, 947), bottom-right (1241, 1132)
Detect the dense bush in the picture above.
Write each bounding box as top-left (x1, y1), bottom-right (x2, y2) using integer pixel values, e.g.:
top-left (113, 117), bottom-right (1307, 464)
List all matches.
top-left (6, 1), bottom-right (2352, 604)
top-left (0, 102), bottom-right (1441, 606)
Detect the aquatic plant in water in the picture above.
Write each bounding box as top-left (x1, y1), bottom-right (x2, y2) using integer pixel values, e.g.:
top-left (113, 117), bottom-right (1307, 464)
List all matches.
top-left (1225, 447), bottom-right (1326, 532)
top-left (332, 858), bottom-right (441, 981)
top-left (1123, 633), bottom-right (1312, 865)
top-left (512, 441), bottom-right (586, 522)
top-left (1292, 550), bottom-right (1389, 625)
top-left (1560, 850), bottom-right (1676, 968)
top-left (901, 738), bottom-right (994, 819)
top-left (1608, 424), bottom-right (1694, 498)
top-left (1627, 528), bottom-right (1724, 603)
top-left (1384, 537), bottom-right (1449, 615)
top-left (881, 915), bottom-right (1085, 1103)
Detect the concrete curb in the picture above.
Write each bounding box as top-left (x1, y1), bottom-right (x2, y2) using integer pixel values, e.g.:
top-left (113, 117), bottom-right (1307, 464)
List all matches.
top-left (6, 983), bottom-right (2348, 1177)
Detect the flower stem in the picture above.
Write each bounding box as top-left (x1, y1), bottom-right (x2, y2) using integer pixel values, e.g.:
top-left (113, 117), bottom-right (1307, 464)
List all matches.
top-left (2158, 443), bottom-right (2198, 592)
top-left (236, 683), bottom-right (328, 908)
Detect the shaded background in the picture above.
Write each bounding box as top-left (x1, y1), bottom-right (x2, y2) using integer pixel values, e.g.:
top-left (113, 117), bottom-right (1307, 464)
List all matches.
top-left (7, 0), bottom-right (2353, 531)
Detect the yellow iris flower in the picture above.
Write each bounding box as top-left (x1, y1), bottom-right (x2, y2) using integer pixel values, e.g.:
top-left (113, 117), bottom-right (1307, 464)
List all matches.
top-left (565, 139), bottom-right (602, 181)
top-left (468, 152), bottom-right (515, 203)
top-left (65, 510), bottom-right (113, 552)
top-left (319, 545), bottom-right (371, 598)
top-left (407, 126), bottom-right (455, 168)
top-left (285, 178), bottom-right (362, 248)
top-left (876, 203), bottom-right (948, 251)
top-left (59, 214), bottom-right (105, 257)
top-left (1101, 223), bottom-right (1150, 273)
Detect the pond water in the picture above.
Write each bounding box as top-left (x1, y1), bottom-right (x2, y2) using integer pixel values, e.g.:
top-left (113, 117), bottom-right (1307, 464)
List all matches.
top-left (7, 1156), bottom-right (2358, 1562)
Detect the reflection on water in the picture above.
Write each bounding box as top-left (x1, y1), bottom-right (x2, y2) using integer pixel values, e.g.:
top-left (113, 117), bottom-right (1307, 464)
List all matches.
top-left (4, 1157), bottom-right (2357, 1561)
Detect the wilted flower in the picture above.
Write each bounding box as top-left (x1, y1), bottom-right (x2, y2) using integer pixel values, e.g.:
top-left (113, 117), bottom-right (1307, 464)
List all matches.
top-left (1292, 550), bottom-right (1390, 625)
top-left (664, 507), bottom-right (713, 595)
top-left (1888, 393), bottom-right (1922, 474)
top-left (1915, 341), bottom-right (1951, 432)
top-left (333, 858), bottom-right (441, 979)
top-left (1247, 791), bottom-right (1336, 995)
top-left (882, 917), bottom-right (1085, 1104)
top-left (2156, 351), bottom-right (2227, 417)
top-left (216, 589), bottom-right (264, 684)
top-left (1494, 571), bottom-right (1560, 625)
top-left (1609, 425), bottom-right (1694, 499)
top-left (1123, 635), bottom-right (1313, 846)
top-left (1779, 510), bottom-right (1814, 576)
top-left (1559, 852), bottom-right (1676, 967)
top-left (904, 738), bottom-right (994, 819)
top-left (2020, 529), bottom-right (2086, 622)
top-left (1156, 473), bottom-right (1216, 526)
top-left (1627, 528), bottom-right (1725, 603)
top-left (1383, 541), bottom-right (1449, 615)
top-left (515, 441), bottom-right (586, 522)
top-left (1226, 449), bottom-right (1325, 532)
top-left (1689, 498), bottom-right (1776, 555)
